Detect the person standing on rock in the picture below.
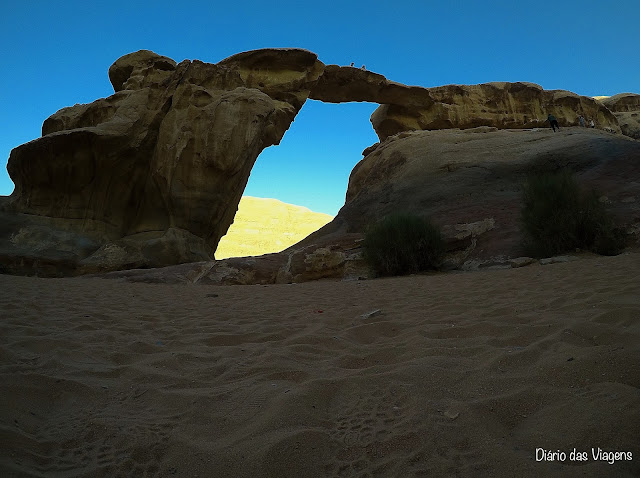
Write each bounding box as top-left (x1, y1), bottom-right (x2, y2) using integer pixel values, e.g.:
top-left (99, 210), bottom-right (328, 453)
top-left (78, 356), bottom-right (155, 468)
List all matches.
top-left (547, 113), bottom-right (560, 132)
top-left (578, 115), bottom-right (585, 127)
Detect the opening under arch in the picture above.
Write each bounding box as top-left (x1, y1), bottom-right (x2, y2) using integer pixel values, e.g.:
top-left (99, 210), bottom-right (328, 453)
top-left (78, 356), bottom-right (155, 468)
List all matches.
top-left (214, 99), bottom-right (379, 259)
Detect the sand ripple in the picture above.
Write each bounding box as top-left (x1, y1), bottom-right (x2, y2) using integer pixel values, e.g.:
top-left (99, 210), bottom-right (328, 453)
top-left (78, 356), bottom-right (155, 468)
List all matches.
top-left (1, 253), bottom-right (639, 476)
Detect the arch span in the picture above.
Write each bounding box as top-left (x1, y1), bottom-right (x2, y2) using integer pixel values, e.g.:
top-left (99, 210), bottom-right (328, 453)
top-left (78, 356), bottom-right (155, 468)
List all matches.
top-left (216, 100), bottom-right (378, 259)
top-left (0, 48), bottom-right (624, 276)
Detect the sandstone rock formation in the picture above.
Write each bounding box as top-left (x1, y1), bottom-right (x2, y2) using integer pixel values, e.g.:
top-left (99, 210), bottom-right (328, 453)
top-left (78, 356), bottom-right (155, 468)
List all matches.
top-left (1, 49), bottom-right (325, 275)
top-left (335, 127), bottom-right (640, 265)
top-left (90, 232), bottom-right (369, 285)
top-left (1, 48), bottom-right (637, 278)
top-left (309, 65), bottom-right (434, 106)
top-left (214, 196), bottom-right (333, 259)
top-left (92, 126), bottom-right (640, 285)
top-left (599, 93), bottom-right (640, 140)
top-left (308, 66), bottom-right (621, 140)
top-left (370, 82), bottom-right (620, 141)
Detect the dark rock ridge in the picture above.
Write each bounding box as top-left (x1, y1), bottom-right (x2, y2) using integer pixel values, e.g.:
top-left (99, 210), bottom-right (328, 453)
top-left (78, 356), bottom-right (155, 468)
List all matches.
top-left (0, 49), bottom-right (637, 277)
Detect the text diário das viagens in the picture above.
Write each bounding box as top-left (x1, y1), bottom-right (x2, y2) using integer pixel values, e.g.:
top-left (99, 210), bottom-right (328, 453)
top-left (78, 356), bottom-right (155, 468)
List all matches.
top-left (536, 448), bottom-right (633, 465)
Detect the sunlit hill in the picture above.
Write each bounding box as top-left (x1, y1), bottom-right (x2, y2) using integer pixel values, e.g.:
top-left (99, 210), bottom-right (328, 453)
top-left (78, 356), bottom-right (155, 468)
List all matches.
top-left (214, 196), bottom-right (333, 259)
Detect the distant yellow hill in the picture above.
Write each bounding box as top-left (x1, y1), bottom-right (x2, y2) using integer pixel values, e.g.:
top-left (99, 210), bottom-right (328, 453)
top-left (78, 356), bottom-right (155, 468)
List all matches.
top-left (215, 196), bottom-right (334, 259)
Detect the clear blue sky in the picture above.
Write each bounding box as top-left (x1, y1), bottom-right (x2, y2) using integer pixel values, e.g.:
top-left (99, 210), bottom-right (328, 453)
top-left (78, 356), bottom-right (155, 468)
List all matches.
top-left (1, 1), bottom-right (638, 215)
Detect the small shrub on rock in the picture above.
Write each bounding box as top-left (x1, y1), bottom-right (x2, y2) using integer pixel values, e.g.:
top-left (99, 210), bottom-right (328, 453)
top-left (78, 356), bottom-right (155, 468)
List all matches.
top-left (362, 213), bottom-right (444, 277)
top-left (520, 169), bottom-right (626, 257)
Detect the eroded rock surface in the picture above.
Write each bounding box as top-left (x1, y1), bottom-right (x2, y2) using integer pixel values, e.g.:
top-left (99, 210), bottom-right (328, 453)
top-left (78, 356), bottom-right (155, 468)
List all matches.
top-left (600, 93), bottom-right (640, 140)
top-left (309, 68), bottom-right (621, 141)
top-left (334, 127), bottom-right (640, 265)
top-left (89, 233), bottom-right (369, 285)
top-left (87, 222), bottom-right (497, 285)
top-left (309, 65), bottom-right (434, 106)
top-left (2, 49), bottom-right (325, 275)
top-left (371, 82), bottom-right (621, 140)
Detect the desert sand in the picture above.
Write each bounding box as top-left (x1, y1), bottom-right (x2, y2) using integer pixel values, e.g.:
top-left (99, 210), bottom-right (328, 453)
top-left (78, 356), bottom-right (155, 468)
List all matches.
top-left (215, 197), bottom-right (333, 260)
top-left (1, 252), bottom-right (639, 477)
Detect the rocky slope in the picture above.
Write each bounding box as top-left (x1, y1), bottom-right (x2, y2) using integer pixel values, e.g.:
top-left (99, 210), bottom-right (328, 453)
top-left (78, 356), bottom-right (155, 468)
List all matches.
top-left (337, 127), bottom-right (640, 261)
top-left (599, 93), bottom-right (640, 140)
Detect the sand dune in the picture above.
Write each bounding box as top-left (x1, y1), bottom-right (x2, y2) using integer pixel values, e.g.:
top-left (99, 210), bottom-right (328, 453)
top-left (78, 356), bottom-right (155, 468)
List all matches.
top-left (215, 197), bottom-right (333, 260)
top-left (1, 253), bottom-right (639, 477)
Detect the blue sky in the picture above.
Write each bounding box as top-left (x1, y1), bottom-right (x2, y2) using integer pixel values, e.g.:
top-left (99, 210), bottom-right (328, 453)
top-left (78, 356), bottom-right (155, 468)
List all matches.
top-left (1, 1), bottom-right (638, 215)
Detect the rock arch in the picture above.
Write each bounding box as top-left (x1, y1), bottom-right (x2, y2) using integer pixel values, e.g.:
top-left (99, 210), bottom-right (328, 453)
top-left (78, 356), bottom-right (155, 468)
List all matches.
top-left (0, 48), bottom-right (626, 275)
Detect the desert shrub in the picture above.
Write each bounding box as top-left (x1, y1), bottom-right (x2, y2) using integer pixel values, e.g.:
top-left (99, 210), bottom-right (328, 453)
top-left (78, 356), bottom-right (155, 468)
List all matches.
top-left (592, 224), bottom-right (628, 256)
top-left (520, 169), bottom-right (626, 257)
top-left (362, 213), bottom-right (444, 277)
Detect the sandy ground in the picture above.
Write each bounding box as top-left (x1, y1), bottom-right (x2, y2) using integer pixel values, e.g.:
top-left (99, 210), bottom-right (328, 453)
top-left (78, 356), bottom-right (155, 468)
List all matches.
top-left (215, 196), bottom-right (333, 260)
top-left (1, 253), bottom-right (639, 477)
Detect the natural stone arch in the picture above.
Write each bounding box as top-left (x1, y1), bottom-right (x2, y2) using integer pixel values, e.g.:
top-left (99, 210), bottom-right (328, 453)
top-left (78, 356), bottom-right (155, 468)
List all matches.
top-left (215, 98), bottom-right (379, 259)
top-left (0, 48), bottom-right (626, 276)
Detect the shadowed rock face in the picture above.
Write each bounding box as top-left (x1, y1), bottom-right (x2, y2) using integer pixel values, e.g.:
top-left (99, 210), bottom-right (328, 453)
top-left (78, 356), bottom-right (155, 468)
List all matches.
top-left (0, 49), bottom-right (636, 277)
top-left (335, 127), bottom-right (640, 262)
top-left (2, 49), bottom-right (325, 275)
